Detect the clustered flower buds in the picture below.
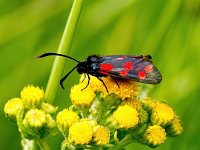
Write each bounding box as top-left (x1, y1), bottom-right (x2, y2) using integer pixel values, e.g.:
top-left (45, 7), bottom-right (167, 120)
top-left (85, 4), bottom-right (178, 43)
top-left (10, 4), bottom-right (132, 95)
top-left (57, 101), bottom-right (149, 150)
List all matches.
top-left (4, 77), bottom-right (183, 149)
top-left (56, 75), bottom-right (183, 149)
top-left (4, 85), bottom-right (57, 145)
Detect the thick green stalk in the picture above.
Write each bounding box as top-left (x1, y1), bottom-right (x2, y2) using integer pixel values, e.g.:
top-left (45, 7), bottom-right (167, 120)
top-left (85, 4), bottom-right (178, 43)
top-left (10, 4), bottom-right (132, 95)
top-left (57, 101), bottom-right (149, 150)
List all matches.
top-left (111, 135), bottom-right (134, 150)
top-left (45, 0), bottom-right (85, 103)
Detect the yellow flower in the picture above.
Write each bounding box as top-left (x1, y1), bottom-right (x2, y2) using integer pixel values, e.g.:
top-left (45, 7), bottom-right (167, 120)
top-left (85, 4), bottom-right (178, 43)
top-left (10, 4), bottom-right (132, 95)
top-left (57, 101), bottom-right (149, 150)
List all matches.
top-left (21, 85), bottom-right (44, 109)
top-left (80, 74), bottom-right (104, 92)
top-left (69, 119), bottom-right (93, 144)
top-left (80, 75), bottom-right (138, 99)
top-left (104, 77), bottom-right (138, 99)
top-left (124, 97), bottom-right (142, 110)
top-left (41, 102), bottom-right (58, 115)
top-left (70, 82), bottom-right (96, 107)
top-left (151, 102), bottom-right (175, 126)
top-left (144, 125), bottom-right (166, 147)
top-left (113, 105), bottom-right (139, 128)
top-left (23, 109), bottom-right (46, 129)
top-left (93, 126), bottom-right (110, 145)
top-left (56, 109), bottom-right (79, 134)
top-left (142, 97), bottom-right (157, 112)
top-left (4, 98), bottom-right (24, 120)
top-left (166, 116), bottom-right (183, 136)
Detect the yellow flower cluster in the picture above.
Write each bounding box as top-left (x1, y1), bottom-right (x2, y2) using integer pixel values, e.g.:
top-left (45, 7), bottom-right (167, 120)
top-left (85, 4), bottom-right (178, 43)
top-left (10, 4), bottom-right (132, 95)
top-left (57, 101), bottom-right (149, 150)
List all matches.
top-left (63, 75), bottom-right (183, 149)
top-left (4, 85), bottom-right (57, 139)
top-left (4, 76), bottom-right (183, 149)
top-left (141, 98), bottom-right (183, 147)
top-left (56, 109), bottom-right (110, 146)
top-left (78, 75), bottom-right (138, 99)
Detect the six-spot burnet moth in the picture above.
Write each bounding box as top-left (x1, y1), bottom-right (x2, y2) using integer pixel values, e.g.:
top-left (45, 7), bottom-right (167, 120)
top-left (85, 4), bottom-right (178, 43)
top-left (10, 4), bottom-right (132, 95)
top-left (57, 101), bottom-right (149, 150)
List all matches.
top-left (38, 53), bottom-right (162, 92)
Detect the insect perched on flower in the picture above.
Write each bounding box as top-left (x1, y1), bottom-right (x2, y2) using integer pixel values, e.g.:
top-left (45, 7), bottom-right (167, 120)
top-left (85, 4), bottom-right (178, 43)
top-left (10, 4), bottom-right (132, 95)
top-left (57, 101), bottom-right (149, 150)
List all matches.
top-left (38, 53), bottom-right (162, 92)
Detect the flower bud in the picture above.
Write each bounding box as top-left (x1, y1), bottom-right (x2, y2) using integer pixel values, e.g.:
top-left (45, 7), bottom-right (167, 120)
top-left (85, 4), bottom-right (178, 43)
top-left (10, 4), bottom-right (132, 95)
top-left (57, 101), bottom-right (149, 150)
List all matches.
top-left (41, 102), bottom-right (57, 115)
top-left (166, 116), bottom-right (183, 136)
top-left (151, 102), bottom-right (175, 126)
top-left (138, 108), bottom-right (148, 124)
top-left (93, 125), bottom-right (110, 145)
top-left (142, 97), bottom-right (157, 112)
top-left (144, 125), bottom-right (166, 147)
top-left (69, 119), bottom-right (93, 144)
top-left (4, 98), bottom-right (24, 120)
top-left (45, 114), bottom-right (56, 129)
top-left (23, 109), bottom-right (46, 129)
top-left (21, 85), bottom-right (44, 109)
top-left (56, 109), bottom-right (79, 134)
top-left (113, 105), bottom-right (139, 129)
top-left (70, 83), bottom-right (95, 107)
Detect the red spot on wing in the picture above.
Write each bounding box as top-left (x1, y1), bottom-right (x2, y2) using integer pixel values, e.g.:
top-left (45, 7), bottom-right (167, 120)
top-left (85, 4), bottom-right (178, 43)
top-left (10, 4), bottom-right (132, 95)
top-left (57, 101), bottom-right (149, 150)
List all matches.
top-left (100, 64), bottom-right (113, 71)
top-left (124, 61), bottom-right (132, 70)
top-left (138, 71), bottom-right (146, 79)
top-left (119, 61), bottom-right (132, 77)
top-left (144, 65), bottom-right (153, 73)
top-left (120, 70), bottom-right (128, 76)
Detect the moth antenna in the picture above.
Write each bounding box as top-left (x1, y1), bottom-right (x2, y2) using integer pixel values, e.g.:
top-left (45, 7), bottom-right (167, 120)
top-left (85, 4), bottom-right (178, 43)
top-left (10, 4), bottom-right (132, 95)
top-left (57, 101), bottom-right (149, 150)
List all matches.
top-left (37, 52), bottom-right (80, 63)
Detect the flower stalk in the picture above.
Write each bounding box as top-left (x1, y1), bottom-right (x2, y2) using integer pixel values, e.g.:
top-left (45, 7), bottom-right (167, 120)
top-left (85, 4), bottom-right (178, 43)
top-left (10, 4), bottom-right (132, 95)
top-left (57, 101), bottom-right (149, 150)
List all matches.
top-left (45, 0), bottom-right (85, 104)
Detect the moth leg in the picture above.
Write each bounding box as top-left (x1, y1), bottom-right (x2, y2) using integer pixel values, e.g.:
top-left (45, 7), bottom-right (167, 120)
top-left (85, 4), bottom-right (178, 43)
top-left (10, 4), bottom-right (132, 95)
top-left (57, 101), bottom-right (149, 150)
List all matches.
top-left (97, 77), bottom-right (109, 93)
top-left (81, 73), bottom-right (86, 83)
top-left (111, 77), bottom-right (120, 88)
top-left (81, 74), bottom-right (90, 91)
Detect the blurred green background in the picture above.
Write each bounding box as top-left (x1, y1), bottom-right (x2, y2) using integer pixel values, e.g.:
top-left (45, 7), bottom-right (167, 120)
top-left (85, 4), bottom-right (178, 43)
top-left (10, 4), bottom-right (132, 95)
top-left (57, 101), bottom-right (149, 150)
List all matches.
top-left (1, 0), bottom-right (200, 149)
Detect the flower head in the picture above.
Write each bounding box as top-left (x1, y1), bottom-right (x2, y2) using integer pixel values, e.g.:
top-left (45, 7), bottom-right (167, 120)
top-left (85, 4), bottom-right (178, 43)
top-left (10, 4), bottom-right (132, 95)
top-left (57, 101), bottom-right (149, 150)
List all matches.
top-left (4, 98), bottom-right (24, 120)
top-left (151, 102), bottom-right (175, 126)
top-left (70, 83), bottom-right (96, 107)
top-left (166, 116), bottom-right (183, 136)
top-left (142, 97), bottom-right (157, 112)
top-left (80, 74), bottom-right (104, 92)
top-left (69, 119), bottom-right (93, 144)
top-left (104, 77), bottom-right (138, 99)
top-left (113, 105), bottom-right (139, 128)
top-left (144, 125), bottom-right (166, 147)
top-left (23, 109), bottom-right (46, 129)
top-left (56, 109), bottom-right (79, 134)
top-left (93, 126), bottom-right (110, 145)
top-left (124, 97), bottom-right (142, 110)
top-left (80, 75), bottom-right (138, 99)
top-left (41, 102), bottom-right (57, 115)
top-left (21, 85), bottom-right (44, 109)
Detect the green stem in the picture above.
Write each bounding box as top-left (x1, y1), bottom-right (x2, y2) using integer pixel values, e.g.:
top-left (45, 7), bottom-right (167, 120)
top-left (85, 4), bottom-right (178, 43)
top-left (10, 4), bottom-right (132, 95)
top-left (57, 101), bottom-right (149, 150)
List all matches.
top-left (111, 135), bottom-right (134, 150)
top-left (45, 0), bottom-right (85, 104)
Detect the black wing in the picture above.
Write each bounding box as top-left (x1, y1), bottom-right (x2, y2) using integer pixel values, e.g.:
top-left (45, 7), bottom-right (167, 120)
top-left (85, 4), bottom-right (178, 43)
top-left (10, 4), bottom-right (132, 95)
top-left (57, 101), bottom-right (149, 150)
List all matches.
top-left (98, 55), bottom-right (162, 84)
